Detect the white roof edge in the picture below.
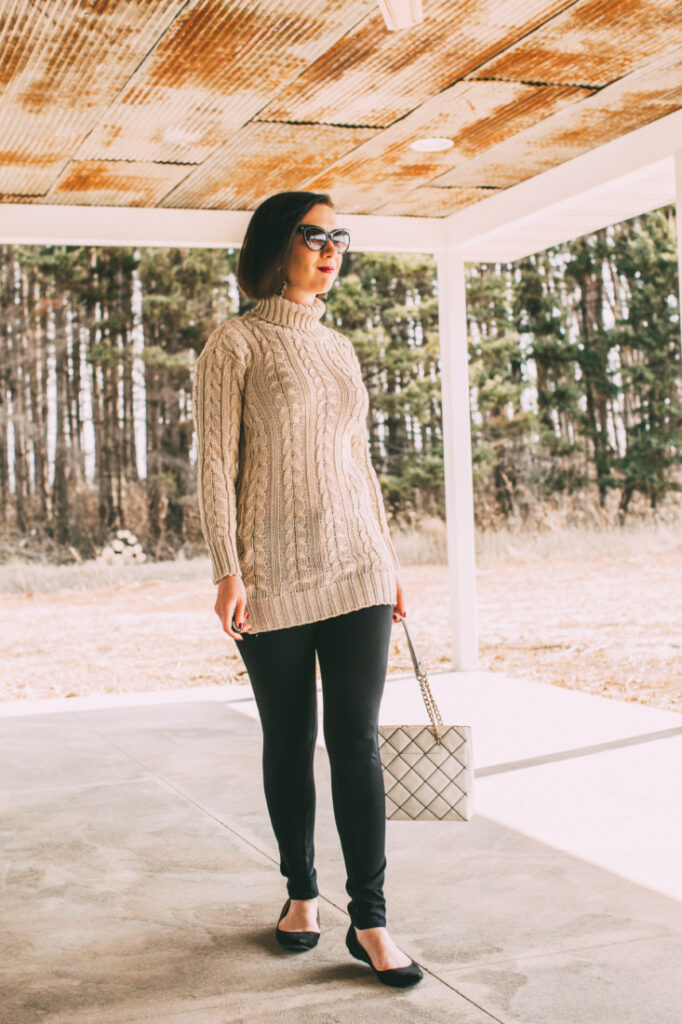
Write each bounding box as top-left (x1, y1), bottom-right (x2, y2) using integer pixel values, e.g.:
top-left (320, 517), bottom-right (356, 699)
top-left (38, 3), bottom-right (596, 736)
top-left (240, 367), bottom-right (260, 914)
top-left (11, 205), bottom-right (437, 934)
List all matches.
top-left (0, 202), bottom-right (446, 253)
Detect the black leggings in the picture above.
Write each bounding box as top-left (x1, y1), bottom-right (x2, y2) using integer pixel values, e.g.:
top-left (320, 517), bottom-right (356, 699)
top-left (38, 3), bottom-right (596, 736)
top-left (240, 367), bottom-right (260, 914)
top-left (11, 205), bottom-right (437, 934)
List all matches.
top-left (234, 602), bottom-right (394, 929)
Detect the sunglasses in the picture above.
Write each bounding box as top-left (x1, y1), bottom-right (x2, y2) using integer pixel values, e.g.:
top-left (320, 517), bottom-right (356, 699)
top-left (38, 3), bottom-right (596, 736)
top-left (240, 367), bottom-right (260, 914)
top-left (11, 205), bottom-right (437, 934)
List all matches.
top-left (296, 224), bottom-right (351, 254)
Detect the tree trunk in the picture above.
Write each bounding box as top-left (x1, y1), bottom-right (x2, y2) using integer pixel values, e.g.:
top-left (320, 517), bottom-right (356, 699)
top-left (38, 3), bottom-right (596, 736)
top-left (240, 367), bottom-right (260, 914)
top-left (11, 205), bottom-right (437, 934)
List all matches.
top-left (5, 250), bottom-right (29, 532)
top-left (52, 289), bottom-right (70, 544)
top-left (28, 267), bottom-right (50, 521)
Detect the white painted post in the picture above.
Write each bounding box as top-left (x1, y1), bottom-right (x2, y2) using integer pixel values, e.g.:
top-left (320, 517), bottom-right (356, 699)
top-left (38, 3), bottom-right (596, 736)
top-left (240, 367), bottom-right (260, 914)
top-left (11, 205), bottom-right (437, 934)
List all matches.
top-left (435, 249), bottom-right (478, 670)
top-left (675, 152), bottom-right (682, 360)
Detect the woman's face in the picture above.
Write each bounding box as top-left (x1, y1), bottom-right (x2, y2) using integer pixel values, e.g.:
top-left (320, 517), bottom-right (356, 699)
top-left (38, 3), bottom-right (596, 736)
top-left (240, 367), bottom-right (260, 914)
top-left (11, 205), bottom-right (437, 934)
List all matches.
top-left (282, 203), bottom-right (343, 304)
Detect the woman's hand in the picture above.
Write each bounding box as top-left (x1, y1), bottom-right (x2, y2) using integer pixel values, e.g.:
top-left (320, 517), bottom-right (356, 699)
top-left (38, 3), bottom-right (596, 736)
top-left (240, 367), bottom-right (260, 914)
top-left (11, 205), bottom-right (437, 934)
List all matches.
top-left (393, 576), bottom-right (407, 623)
top-left (215, 574), bottom-right (253, 641)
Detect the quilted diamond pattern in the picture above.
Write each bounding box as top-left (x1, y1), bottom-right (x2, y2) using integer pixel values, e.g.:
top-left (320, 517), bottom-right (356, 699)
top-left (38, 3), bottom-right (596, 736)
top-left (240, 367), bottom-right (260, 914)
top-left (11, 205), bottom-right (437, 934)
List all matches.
top-left (378, 724), bottom-right (473, 821)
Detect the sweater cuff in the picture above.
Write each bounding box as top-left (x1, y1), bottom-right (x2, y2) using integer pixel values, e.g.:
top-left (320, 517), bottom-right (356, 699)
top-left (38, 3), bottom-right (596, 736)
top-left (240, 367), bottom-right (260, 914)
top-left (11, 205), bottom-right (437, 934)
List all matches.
top-left (207, 534), bottom-right (242, 585)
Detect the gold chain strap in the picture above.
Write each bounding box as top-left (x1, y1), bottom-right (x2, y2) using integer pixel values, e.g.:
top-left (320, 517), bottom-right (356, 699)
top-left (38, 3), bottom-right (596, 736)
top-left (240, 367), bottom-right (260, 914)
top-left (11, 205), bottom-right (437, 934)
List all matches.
top-left (417, 669), bottom-right (444, 744)
top-left (395, 612), bottom-right (444, 744)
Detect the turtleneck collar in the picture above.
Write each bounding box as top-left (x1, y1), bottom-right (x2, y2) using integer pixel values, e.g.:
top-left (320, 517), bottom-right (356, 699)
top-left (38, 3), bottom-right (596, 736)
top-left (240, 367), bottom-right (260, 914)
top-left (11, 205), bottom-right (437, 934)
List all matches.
top-left (250, 293), bottom-right (326, 331)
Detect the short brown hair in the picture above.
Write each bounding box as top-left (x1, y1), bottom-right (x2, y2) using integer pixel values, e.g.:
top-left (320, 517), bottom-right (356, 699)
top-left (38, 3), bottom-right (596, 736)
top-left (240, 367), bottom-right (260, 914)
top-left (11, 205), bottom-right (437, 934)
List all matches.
top-left (237, 191), bottom-right (334, 300)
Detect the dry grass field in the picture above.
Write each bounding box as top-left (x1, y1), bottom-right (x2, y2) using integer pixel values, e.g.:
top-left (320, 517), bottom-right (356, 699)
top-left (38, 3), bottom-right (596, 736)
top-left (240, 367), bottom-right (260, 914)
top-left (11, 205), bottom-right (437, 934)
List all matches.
top-left (1, 519), bottom-right (680, 712)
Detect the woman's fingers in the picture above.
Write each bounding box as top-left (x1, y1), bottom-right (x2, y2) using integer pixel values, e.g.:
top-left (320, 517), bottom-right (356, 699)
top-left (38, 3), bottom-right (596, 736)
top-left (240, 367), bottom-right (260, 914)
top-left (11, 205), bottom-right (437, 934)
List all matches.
top-left (215, 576), bottom-right (254, 640)
top-left (393, 578), bottom-right (406, 621)
top-left (215, 597), bottom-right (244, 641)
top-left (226, 608), bottom-right (244, 640)
top-left (233, 601), bottom-right (255, 635)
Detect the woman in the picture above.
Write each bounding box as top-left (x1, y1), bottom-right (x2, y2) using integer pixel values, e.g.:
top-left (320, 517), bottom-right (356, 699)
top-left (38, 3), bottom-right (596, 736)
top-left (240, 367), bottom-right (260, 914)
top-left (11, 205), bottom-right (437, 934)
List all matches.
top-left (192, 191), bottom-right (423, 989)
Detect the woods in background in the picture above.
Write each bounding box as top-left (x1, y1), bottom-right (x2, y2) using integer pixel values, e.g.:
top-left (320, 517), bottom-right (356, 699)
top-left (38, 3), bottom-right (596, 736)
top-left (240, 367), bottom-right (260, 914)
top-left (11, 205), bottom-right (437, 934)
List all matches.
top-left (1, 206), bottom-right (681, 565)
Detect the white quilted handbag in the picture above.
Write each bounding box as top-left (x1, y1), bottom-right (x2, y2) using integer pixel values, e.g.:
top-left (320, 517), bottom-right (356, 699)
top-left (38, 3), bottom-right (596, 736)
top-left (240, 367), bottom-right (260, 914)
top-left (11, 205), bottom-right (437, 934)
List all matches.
top-left (378, 612), bottom-right (474, 821)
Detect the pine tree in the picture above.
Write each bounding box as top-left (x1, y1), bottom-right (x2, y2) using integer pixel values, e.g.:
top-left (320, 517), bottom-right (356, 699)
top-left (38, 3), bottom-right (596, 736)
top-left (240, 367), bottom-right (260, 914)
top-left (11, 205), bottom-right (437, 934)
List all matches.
top-left (610, 211), bottom-right (682, 515)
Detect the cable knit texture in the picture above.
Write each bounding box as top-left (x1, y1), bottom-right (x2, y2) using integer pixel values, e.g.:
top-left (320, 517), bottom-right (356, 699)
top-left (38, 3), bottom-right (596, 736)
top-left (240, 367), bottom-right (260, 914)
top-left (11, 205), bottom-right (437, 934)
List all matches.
top-left (192, 292), bottom-right (400, 633)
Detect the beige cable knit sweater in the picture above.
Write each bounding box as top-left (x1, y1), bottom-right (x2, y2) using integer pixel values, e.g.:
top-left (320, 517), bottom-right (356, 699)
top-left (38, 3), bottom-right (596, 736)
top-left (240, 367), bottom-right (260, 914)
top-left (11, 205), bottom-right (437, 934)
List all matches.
top-left (191, 292), bottom-right (400, 633)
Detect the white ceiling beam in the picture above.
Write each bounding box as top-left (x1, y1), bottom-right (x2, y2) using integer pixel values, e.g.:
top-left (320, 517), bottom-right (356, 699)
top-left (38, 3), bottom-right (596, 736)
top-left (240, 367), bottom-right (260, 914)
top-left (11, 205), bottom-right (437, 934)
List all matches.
top-left (0, 204), bottom-right (253, 248)
top-left (0, 203), bottom-right (446, 253)
top-left (339, 212), bottom-right (446, 252)
top-left (376, 0), bottom-right (424, 31)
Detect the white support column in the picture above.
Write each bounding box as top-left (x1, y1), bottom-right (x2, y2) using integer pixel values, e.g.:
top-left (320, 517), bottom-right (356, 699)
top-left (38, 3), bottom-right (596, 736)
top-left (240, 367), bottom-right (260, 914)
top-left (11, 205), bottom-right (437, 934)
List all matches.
top-left (435, 249), bottom-right (478, 670)
top-left (675, 152), bottom-right (682, 360)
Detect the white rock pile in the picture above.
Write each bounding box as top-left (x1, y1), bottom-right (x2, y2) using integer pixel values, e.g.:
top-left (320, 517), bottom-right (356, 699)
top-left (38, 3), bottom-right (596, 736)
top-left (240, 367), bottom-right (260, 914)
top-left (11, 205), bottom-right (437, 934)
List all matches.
top-left (97, 529), bottom-right (147, 565)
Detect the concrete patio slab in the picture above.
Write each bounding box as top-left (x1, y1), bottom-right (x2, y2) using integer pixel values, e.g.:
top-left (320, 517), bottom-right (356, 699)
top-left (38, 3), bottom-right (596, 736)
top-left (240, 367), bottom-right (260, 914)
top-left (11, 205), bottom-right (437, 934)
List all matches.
top-left (1, 671), bottom-right (681, 1024)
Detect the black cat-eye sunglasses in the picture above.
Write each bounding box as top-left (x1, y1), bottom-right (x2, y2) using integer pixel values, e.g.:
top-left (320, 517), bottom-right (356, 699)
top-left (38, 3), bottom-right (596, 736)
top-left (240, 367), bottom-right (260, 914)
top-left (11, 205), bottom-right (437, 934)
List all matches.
top-left (296, 224), bottom-right (351, 253)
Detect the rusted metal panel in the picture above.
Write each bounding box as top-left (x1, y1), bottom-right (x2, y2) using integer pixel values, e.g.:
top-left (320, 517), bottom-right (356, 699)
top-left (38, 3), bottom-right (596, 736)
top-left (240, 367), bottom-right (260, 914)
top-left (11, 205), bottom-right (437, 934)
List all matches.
top-left (0, 0), bottom-right (190, 196)
top-left (480, 0), bottom-right (682, 87)
top-left (434, 151), bottom-right (531, 190)
top-left (77, 0), bottom-right (376, 165)
top-left (303, 79), bottom-right (588, 214)
top-left (0, 0), bottom-right (373, 196)
top-left (0, 0), bottom-right (680, 217)
top-left (163, 121), bottom-right (378, 210)
top-left (376, 185), bottom-right (497, 217)
top-left (48, 159), bottom-right (194, 207)
top-left (435, 45), bottom-right (682, 192)
top-left (257, 0), bottom-right (573, 128)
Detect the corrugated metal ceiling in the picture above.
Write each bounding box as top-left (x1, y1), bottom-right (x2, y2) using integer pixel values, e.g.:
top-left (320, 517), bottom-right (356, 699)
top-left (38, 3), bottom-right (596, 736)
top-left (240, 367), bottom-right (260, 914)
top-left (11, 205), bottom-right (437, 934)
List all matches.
top-left (0, 0), bottom-right (680, 217)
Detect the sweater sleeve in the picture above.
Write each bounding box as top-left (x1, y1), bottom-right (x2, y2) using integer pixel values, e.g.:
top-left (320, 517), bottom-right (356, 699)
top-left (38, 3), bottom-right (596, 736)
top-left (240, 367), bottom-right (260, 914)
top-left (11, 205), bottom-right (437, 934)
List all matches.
top-left (192, 330), bottom-right (247, 585)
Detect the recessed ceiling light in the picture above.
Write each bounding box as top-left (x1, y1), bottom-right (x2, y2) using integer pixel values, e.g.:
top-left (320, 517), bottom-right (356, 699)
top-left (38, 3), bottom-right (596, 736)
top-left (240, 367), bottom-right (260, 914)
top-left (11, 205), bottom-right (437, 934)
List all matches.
top-left (376, 0), bottom-right (424, 31)
top-left (409, 137), bottom-right (454, 152)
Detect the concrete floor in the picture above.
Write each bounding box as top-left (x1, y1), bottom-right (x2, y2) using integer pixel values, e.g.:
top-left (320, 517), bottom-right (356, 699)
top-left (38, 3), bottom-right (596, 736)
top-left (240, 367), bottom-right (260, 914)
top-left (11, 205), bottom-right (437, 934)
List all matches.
top-left (1, 671), bottom-right (681, 1024)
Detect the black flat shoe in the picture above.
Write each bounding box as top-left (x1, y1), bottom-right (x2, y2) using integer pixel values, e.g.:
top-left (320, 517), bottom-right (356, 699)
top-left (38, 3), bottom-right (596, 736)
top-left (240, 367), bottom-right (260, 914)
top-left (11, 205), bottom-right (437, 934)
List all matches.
top-left (275, 899), bottom-right (320, 951)
top-left (345, 924), bottom-right (423, 988)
